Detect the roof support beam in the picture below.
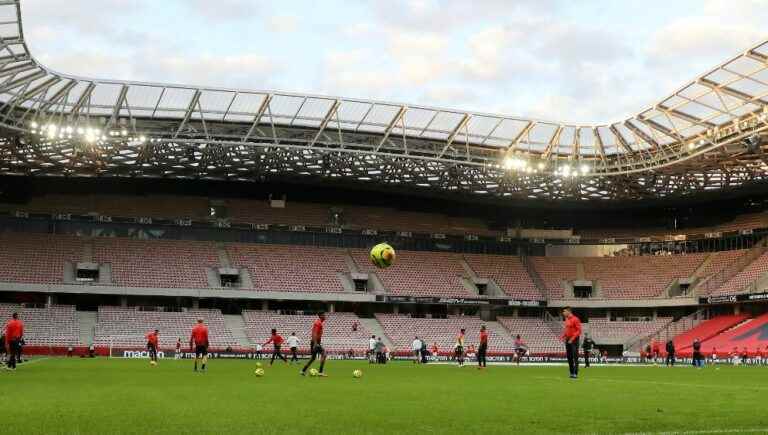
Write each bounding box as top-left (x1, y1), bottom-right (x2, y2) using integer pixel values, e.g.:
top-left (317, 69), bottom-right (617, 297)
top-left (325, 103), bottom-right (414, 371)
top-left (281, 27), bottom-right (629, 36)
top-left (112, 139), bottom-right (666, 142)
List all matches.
top-left (624, 121), bottom-right (658, 150)
top-left (0, 69), bottom-right (44, 93)
top-left (437, 113), bottom-right (471, 158)
top-left (70, 82), bottom-right (95, 117)
top-left (593, 127), bottom-right (605, 159)
top-left (173, 89), bottom-right (201, 139)
top-left (609, 125), bottom-right (634, 154)
top-left (542, 125), bottom-right (563, 159)
top-left (699, 77), bottom-right (758, 104)
top-left (509, 121), bottom-right (535, 151)
top-left (242, 94), bottom-right (272, 142)
top-left (108, 84), bottom-right (128, 129)
top-left (309, 100), bottom-right (340, 147)
top-left (376, 105), bottom-right (406, 152)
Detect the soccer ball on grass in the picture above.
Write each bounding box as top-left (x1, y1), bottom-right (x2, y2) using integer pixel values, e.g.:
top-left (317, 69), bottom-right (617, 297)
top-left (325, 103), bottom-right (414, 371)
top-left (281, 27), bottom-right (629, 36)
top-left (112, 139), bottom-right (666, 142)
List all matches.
top-left (309, 368), bottom-right (319, 377)
top-left (353, 369), bottom-right (363, 378)
top-left (370, 243), bottom-right (396, 268)
top-left (254, 368), bottom-right (265, 377)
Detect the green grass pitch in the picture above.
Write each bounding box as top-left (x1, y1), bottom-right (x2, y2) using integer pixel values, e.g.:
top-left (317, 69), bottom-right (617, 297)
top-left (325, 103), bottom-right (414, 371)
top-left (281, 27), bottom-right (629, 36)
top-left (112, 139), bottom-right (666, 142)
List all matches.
top-left (2, 358), bottom-right (767, 434)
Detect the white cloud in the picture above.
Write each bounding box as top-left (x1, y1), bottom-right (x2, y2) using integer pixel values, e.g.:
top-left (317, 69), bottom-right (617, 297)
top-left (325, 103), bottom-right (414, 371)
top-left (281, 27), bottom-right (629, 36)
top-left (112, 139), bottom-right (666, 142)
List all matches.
top-left (19, 0), bottom-right (767, 125)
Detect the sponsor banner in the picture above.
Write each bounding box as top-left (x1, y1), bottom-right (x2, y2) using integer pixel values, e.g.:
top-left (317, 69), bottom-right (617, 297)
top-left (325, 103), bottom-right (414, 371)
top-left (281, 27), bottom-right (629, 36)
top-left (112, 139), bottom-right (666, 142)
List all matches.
top-left (377, 296), bottom-right (545, 306)
top-left (507, 299), bottom-right (546, 307)
top-left (699, 292), bottom-right (768, 305)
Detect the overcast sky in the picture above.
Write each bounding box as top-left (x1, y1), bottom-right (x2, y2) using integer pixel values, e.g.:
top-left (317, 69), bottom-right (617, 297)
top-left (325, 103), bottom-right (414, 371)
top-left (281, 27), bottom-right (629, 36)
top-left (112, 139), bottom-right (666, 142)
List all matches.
top-left (19, 0), bottom-right (768, 124)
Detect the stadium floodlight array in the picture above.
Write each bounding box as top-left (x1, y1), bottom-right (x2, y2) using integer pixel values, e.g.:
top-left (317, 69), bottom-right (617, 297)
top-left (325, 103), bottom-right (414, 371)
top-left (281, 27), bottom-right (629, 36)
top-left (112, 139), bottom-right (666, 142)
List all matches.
top-left (0, 1), bottom-right (768, 200)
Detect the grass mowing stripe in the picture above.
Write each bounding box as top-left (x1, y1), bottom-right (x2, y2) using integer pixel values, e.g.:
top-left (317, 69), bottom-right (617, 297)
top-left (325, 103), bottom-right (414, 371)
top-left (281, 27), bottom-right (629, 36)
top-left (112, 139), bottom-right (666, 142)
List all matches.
top-left (2, 359), bottom-right (765, 434)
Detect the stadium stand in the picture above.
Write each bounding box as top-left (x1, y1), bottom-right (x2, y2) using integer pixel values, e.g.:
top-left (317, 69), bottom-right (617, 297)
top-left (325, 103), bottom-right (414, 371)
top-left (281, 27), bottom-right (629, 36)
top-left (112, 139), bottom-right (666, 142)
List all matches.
top-left (227, 244), bottom-right (347, 292)
top-left (694, 312), bottom-right (768, 354)
top-left (463, 254), bottom-right (542, 299)
top-left (531, 254), bottom-right (706, 299)
top-left (375, 314), bottom-right (514, 353)
top-left (671, 314), bottom-right (750, 351)
top-left (0, 233), bottom-right (83, 284)
top-left (94, 306), bottom-right (238, 349)
top-left (0, 304), bottom-right (80, 346)
top-left (586, 318), bottom-right (672, 345)
top-left (496, 316), bottom-right (561, 354)
top-left (698, 250), bottom-right (748, 281)
top-left (0, 194), bottom-right (496, 236)
top-left (713, 251), bottom-right (768, 295)
top-left (353, 249), bottom-right (473, 297)
top-left (93, 237), bottom-right (219, 288)
top-left (583, 255), bottom-right (704, 299)
top-left (577, 212), bottom-right (768, 239)
top-left (530, 256), bottom-right (579, 299)
top-left (242, 310), bottom-right (370, 352)
top-left (0, 194), bottom-right (210, 220)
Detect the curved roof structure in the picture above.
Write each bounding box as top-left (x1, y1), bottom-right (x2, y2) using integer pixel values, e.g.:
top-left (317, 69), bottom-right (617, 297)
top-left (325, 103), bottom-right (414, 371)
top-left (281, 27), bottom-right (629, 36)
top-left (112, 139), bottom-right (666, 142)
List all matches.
top-left (0, 0), bottom-right (768, 201)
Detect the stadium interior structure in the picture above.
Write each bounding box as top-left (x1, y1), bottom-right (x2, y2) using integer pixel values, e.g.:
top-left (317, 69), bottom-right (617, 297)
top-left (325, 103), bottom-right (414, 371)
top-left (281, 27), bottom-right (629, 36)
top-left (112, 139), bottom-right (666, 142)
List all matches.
top-left (2, 0), bottom-right (768, 360)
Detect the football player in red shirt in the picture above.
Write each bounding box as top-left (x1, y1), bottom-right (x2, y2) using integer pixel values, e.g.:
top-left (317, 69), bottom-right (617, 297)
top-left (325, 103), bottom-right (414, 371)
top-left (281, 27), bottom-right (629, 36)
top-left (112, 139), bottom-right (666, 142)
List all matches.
top-left (263, 328), bottom-right (288, 365)
top-left (189, 319), bottom-right (209, 372)
top-left (477, 325), bottom-right (489, 369)
top-left (561, 307), bottom-right (582, 379)
top-left (4, 312), bottom-right (24, 371)
top-left (301, 313), bottom-right (327, 377)
top-left (146, 329), bottom-right (159, 365)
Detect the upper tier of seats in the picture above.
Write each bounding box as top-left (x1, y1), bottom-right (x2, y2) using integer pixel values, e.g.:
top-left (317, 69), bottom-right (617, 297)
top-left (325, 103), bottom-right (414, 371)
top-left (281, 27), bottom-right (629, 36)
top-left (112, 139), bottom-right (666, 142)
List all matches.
top-left (0, 304), bottom-right (80, 346)
top-left (531, 254), bottom-right (707, 299)
top-left (0, 194), bottom-right (495, 236)
top-left (3, 230), bottom-right (768, 300)
top-left (227, 244), bottom-right (347, 293)
top-left (353, 249), bottom-right (472, 298)
top-left (94, 306), bottom-right (239, 349)
top-left (242, 311), bottom-right (370, 352)
top-left (375, 314), bottom-right (515, 352)
top-left (463, 254), bottom-right (542, 300)
top-left (578, 212), bottom-right (768, 239)
top-left (0, 233), bottom-right (83, 284)
top-left (714, 251), bottom-right (768, 295)
top-left (94, 238), bottom-right (218, 288)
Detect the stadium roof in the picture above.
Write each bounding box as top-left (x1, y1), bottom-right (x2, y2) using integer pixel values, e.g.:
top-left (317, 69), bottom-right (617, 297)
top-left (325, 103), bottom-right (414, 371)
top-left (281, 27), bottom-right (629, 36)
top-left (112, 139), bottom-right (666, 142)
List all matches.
top-left (1, 0), bottom-right (768, 201)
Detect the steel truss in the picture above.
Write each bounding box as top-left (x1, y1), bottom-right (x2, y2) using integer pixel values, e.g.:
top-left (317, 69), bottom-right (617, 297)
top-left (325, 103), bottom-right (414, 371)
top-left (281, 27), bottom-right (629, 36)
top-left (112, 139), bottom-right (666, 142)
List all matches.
top-left (0, 0), bottom-right (767, 201)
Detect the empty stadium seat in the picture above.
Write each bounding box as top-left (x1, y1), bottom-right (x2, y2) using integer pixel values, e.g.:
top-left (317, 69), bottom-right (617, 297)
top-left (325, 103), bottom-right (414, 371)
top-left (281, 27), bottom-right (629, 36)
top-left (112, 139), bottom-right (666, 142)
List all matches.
top-left (94, 306), bottom-right (238, 349)
top-left (242, 311), bottom-right (370, 352)
top-left (375, 314), bottom-right (514, 352)
top-left (353, 249), bottom-right (473, 298)
top-left (0, 304), bottom-right (79, 346)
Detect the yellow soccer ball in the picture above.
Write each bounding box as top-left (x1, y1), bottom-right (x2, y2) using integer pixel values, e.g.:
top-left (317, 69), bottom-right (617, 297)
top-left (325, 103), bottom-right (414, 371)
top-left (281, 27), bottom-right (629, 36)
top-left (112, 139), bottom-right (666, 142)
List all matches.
top-left (353, 369), bottom-right (363, 378)
top-left (309, 368), bottom-right (319, 377)
top-left (370, 243), bottom-right (396, 269)
top-left (254, 368), bottom-right (265, 377)
top-left (150, 360), bottom-right (157, 366)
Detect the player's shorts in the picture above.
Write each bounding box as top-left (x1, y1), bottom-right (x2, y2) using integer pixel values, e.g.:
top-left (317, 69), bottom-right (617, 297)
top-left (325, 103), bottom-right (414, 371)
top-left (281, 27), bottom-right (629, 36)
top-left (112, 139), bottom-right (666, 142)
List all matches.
top-left (311, 342), bottom-right (325, 356)
top-left (147, 343), bottom-right (156, 352)
top-left (195, 344), bottom-right (208, 357)
top-left (455, 346), bottom-right (464, 356)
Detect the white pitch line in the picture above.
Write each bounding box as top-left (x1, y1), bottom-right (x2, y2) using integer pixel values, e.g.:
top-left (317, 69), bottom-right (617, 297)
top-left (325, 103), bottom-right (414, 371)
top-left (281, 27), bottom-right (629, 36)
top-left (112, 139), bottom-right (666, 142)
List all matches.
top-left (533, 375), bottom-right (768, 392)
top-left (619, 429), bottom-right (768, 435)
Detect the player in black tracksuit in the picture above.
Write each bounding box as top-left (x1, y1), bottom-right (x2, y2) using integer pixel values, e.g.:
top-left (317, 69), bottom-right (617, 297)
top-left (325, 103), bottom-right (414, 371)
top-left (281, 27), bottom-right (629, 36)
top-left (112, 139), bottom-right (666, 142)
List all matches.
top-left (665, 340), bottom-right (676, 366)
top-left (582, 336), bottom-right (595, 368)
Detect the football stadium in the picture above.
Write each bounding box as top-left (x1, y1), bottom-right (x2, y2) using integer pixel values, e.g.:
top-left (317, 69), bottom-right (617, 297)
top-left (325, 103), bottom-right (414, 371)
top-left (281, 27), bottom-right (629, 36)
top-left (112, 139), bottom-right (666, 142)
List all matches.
top-left (3, 1), bottom-right (768, 434)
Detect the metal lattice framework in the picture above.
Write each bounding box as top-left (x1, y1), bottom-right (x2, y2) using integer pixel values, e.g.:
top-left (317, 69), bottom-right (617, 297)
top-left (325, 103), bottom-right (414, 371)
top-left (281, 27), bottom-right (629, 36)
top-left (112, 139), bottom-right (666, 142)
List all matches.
top-left (0, 0), bottom-right (768, 201)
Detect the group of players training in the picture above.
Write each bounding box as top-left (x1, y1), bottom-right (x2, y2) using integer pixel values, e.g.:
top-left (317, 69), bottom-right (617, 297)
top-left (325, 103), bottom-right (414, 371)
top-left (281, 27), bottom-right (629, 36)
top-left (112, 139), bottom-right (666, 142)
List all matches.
top-left (143, 313), bottom-right (330, 377)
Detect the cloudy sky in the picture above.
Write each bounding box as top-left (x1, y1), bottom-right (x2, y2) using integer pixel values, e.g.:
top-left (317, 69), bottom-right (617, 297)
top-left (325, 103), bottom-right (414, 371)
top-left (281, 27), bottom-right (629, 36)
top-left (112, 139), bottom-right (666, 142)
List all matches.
top-left (20, 0), bottom-right (768, 124)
